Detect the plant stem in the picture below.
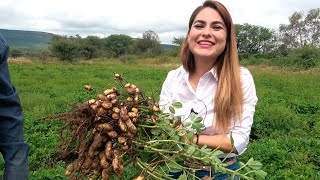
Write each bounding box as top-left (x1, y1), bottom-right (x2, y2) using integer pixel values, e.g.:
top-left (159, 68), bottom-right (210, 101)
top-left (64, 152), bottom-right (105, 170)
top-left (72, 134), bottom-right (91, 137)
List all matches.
top-left (136, 158), bottom-right (173, 180)
top-left (137, 124), bottom-right (159, 128)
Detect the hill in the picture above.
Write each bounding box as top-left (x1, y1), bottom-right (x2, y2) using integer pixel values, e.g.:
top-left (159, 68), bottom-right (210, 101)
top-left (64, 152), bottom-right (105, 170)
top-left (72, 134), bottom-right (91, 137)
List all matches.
top-left (161, 44), bottom-right (177, 50)
top-left (0, 29), bottom-right (177, 51)
top-left (0, 29), bottom-right (53, 50)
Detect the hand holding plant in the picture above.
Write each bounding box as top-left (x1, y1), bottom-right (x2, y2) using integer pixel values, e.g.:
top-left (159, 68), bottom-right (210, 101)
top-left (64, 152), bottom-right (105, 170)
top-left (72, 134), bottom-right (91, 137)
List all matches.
top-left (41, 73), bottom-right (267, 180)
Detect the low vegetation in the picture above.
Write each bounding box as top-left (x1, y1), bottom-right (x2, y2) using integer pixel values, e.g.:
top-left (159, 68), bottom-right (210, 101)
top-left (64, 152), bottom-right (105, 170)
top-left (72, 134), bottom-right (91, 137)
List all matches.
top-left (0, 58), bottom-right (319, 179)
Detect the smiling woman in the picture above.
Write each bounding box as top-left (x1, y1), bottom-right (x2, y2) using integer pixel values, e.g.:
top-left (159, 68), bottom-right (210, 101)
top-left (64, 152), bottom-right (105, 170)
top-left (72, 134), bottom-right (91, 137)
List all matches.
top-left (159, 0), bottom-right (258, 179)
top-left (187, 6), bottom-right (227, 62)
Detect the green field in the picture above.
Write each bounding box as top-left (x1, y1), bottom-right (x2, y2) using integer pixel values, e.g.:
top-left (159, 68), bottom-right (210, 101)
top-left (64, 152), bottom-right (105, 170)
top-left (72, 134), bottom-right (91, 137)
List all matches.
top-left (2, 59), bottom-right (320, 179)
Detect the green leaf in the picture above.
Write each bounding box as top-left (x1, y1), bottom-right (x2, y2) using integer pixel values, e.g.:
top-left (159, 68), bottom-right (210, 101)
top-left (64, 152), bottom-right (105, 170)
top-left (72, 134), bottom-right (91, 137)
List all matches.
top-left (199, 145), bottom-right (213, 155)
top-left (247, 158), bottom-right (263, 170)
top-left (166, 161), bottom-right (183, 172)
top-left (177, 172), bottom-right (187, 180)
top-left (239, 161), bottom-right (246, 168)
top-left (191, 123), bottom-right (205, 133)
top-left (214, 164), bottom-right (218, 173)
top-left (193, 149), bottom-right (201, 157)
top-left (169, 106), bottom-right (175, 114)
top-left (158, 113), bottom-right (170, 118)
top-left (186, 145), bottom-right (196, 155)
top-left (172, 102), bottom-right (183, 108)
top-left (240, 159), bottom-right (253, 173)
top-left (162, 118), bottom-right (170, 125)
top-left (167, 128), bottom-right (176, 136)
top-left (211, 149), bottom-right (224, 156)
top-left (187, 132), bottom-right (194, 143)
top-left (194, 116), bottom-right (203, 123)
top-left (219, 166), bottom-right (227, 174)
top-left (172, 135), bottom-right (180, 141)
top-left (151, 128), bottom-right (161, 136)
top-left (190, 113), bottom-right (196, 121)
top-left (185, 122), bottom-right (192, 127)
top-left (255, 170), bottom-right (268, 180)
top-left (247, 157), bottom-right (254, 163)
top-left (208, 154), bottom-right (221, 164)
top-left (174, 116), bottom-right (181, 121)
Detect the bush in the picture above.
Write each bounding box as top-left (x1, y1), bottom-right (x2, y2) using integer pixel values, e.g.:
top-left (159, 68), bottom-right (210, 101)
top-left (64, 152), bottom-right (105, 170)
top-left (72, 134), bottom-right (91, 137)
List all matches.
top-left (10, 48), bottom-right (24, 58)
top-left (28, 49), bottom-right (52, 61)
top-left (239, 53), bottom-right (287, 67)
top-left (161, 47), bottom-right (180, 57)
top-left (50, 37), bottom-right (80, 61)
top-left (118, 54), bottom-right (141, 63)
top-left (287, 46), bottom-right (320, 69)
top-left (239, 47), bottom-right (320, 69)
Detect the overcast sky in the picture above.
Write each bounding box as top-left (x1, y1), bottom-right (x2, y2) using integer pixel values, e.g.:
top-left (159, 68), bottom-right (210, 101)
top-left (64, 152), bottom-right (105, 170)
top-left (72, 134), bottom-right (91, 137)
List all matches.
top-left (1, 0), bottom-right (319, 44)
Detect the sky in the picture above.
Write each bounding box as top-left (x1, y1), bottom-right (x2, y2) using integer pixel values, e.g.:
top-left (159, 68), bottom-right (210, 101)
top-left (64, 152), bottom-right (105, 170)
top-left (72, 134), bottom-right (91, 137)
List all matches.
top-left (1, 0), bottom-right (319, 44)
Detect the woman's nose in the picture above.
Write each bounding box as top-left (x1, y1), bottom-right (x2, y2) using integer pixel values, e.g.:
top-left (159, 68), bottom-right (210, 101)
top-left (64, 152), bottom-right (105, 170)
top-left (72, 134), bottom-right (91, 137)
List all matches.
top-left (202, 27), bottom-right (212, 37)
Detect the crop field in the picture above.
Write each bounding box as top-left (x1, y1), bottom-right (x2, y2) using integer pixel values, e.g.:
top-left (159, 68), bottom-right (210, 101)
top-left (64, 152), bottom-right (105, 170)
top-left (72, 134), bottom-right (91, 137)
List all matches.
top-left (1, 59), bottom-right (320, 179)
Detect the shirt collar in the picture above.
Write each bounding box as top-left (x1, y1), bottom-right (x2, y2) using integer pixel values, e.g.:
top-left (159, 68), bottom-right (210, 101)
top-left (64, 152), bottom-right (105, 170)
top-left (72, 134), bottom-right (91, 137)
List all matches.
top-left (180, 66), bottom-right (189, 81)
top-left (209, 67), bottom-right (219, 81)
top-left (180, 66), bottom-right (218, 81)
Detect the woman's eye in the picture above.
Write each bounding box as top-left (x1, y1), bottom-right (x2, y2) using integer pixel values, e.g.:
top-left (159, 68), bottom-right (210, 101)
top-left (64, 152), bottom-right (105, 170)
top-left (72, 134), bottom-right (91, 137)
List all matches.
top-left (194, 24), bottom-right (204, 29)
top-left (212, 25), bottom-right (223, 30)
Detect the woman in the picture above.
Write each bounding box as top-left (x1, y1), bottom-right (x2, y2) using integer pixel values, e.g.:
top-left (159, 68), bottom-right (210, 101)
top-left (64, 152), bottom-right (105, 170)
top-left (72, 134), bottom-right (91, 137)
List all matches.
top-left (159, 0), bottom-right (258, 179)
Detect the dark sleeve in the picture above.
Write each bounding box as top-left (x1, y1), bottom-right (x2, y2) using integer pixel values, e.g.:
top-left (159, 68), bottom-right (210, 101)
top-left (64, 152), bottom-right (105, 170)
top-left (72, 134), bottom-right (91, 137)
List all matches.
top-left (0, 33), bottom-right (23, 121)
top-left (0, 33), bottom-right (14, 96)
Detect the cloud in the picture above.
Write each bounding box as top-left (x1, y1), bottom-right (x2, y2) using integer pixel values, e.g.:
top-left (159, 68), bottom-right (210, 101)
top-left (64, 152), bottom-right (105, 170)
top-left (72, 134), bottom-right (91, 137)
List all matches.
top-left (1, 0), bottom-right (319, 44)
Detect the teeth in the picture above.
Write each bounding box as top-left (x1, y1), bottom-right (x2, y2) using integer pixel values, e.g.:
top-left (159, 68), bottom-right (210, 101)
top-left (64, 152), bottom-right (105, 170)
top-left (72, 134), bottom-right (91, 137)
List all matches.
top-left (199, 41), bottom-right (213, 45)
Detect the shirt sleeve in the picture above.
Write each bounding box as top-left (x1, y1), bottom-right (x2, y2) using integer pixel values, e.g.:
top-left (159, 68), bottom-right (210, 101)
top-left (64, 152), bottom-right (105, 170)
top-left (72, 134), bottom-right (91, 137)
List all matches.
top-left (159, 70), bottom-right (175, 112)
top-left (227, 68), bottom-right (258, 155)
top-left (0, 33), bottom-right (15, 96)
top-left (0, 34), bottom-right (23, 123)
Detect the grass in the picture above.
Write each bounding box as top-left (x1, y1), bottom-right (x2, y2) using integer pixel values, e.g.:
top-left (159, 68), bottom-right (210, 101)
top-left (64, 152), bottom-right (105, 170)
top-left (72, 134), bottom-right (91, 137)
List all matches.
top-left (2, 59), bottom-right (320, 179)
top-left (240, 66), bottom-right (320, 179)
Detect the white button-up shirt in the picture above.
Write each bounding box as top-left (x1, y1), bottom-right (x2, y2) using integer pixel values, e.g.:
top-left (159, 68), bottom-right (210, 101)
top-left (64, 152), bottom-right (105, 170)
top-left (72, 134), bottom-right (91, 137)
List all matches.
top-left (159, 66), bottom-right (258, 156)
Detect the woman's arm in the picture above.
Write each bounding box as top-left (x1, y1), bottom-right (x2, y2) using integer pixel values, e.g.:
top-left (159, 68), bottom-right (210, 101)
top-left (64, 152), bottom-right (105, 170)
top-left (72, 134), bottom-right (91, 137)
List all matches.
top-left (194, 68), bottom-right (258, 154)
top-left (193, 134), bottom-right (237, 153)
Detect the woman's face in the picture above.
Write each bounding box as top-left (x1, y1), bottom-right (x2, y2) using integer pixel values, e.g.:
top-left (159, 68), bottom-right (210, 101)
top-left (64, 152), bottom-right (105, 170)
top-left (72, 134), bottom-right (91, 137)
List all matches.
top-left (187, 7), bottom-right (227, 62)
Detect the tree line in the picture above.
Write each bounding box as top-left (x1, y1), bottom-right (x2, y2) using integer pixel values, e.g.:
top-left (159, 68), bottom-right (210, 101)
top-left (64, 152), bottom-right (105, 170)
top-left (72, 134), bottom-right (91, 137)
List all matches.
top-left (48, 30), bottom-right (162, 61)
top-left (10, 8), bottom-right (320, 68)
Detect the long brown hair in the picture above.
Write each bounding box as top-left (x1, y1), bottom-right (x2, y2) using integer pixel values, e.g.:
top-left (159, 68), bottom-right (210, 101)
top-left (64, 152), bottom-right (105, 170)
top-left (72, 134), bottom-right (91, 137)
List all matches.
top-left (180, 0), bottom-right (243, 133)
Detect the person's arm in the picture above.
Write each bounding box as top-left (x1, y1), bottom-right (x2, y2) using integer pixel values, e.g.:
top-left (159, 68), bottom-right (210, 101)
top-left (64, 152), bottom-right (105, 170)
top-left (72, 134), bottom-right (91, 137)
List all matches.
top-left (0, 34), bottom-right (29, 179)
top-left (0, 34), bottom-right (14, 96)
top-left (193, 134), bottom-right (237, 153)
top-left (194, 68), bottom-right (258, 154)
top-left (0, 34), bottom-right (23, 121)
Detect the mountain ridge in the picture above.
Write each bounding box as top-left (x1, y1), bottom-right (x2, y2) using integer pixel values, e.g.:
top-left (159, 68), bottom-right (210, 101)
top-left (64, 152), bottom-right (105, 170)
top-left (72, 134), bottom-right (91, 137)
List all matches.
top-left (0, 29), bottom-right (176, 50)
top-left (0, 29), bottom-right (53, 50)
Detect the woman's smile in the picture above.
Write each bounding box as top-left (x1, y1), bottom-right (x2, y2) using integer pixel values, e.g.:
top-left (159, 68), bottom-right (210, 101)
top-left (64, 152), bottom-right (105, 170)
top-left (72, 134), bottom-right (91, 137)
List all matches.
top-left (198, 40), bottom-right (215, 48)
